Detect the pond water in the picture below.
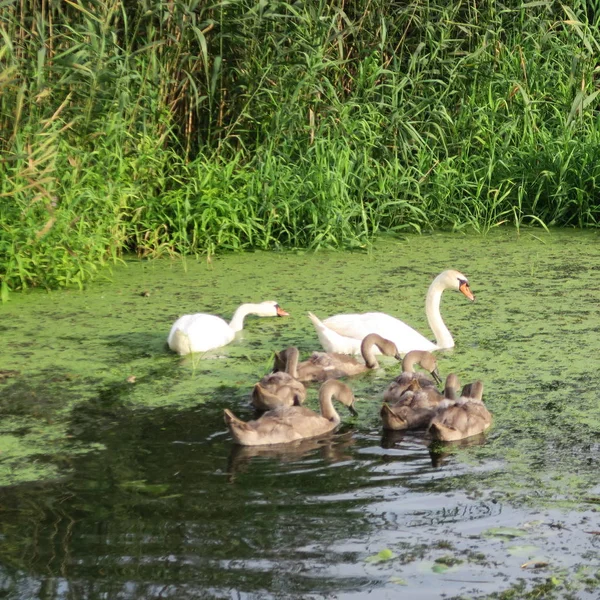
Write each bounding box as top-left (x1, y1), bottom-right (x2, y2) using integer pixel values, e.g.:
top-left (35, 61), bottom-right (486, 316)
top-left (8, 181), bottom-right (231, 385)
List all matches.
top-left (1, 229), bottom-right (600, 599)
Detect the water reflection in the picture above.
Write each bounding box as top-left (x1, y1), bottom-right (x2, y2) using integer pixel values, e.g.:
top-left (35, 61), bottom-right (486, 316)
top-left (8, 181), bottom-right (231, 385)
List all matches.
top-left (0, 399), bottom-right (598, 600)
top-left (378, 428), bottom-right (489, 468)
top-left (428, 433), bottom-right (489, 467)
top-left (226, 431), bottom-right (356, 480)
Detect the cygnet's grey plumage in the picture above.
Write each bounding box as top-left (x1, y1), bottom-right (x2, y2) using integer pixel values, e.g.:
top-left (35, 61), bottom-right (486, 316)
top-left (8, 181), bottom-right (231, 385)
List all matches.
top-left (381, 373), bottom-right (458, 431)
top-left (225, 379), bottom-right (358, 446)
top-left (427, 380), bottom-right (491, 441)
top-left (274, 333), bottom-right (401, 383)
top-left (383, 350), bottom-right (442, 403)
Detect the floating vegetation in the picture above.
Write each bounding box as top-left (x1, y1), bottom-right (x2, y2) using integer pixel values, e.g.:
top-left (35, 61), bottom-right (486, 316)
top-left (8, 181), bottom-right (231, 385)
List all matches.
top-left (0, 231), bottom-right (599, 598)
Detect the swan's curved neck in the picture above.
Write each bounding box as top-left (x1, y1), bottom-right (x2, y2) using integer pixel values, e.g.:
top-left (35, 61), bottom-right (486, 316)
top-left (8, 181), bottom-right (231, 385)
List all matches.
top-left (318, 381), bottom-right (344, 423)
top-left (401, 351), bottom-right (420, 373)
top-left (360, 336), bottom-right (380, 369)
top-left (425, 276), bottom-right (454, 349)
top-left (285, 347), bottom-right (300, 378)
top-left (228, 303), bottom-right (260, 333)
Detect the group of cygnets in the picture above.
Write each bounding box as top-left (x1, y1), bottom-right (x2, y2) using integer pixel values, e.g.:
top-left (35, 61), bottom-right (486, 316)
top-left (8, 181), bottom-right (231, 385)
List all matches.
top-left (167, 269), bottom-right (492, 448)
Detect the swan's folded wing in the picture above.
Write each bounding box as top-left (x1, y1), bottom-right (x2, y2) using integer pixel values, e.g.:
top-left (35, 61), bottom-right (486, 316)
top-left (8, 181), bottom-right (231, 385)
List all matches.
top-left (322, 312), bottom-right (436, 353)
top-left (322, 313), bottom-right (396, 340)
top-left (263, 407), bottom-right (330, 440)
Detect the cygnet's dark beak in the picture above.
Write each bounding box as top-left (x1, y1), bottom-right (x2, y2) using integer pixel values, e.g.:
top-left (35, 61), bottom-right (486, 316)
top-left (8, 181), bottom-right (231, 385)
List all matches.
top-left (348, 404), bottom-right (359, 417)
top-left (432, 368), bottom-right (443, 385)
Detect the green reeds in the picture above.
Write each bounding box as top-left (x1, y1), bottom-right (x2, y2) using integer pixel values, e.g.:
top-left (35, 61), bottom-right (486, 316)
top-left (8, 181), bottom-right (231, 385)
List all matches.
top-left (2, 0), bottom-right (600, 293)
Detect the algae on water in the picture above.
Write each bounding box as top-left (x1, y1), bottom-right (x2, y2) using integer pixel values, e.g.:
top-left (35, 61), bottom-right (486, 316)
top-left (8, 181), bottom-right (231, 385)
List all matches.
top-left (1, 228), bottom-right (600, 501)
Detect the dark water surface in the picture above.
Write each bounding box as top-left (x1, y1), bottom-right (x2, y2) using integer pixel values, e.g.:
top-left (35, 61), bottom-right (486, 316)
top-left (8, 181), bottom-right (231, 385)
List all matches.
top-left (1, 230), bottom-right (600, 599)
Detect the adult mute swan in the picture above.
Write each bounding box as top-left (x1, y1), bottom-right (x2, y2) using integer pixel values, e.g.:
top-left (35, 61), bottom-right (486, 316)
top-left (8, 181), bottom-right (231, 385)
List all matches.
top-left (224, 379), bottom-right (357, 446)
top-left (168, 301), bottom-right (289, 355)
top-left (308, 269), bottom-right (474, 355)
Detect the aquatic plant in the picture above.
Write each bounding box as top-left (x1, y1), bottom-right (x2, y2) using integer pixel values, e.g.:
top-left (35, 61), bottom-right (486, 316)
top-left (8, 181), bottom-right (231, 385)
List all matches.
top-left (2, 0), bottom-right (600, 292)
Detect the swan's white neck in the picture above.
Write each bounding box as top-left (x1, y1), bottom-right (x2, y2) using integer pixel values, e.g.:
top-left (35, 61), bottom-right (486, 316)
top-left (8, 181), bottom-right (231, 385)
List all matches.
top-left (228, 303), bottom-right (263, 333)
top-left (425, 275), bottom-right (454, 349)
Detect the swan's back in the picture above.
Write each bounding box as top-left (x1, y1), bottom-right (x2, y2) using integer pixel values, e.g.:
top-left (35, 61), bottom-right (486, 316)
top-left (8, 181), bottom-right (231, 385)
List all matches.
top-left (225, 406), bottom-right (332, 446)
top-left (428, 402), bottom-right (491, 441)
top-left (381, 380), bottom-right (445, 430)
top-left (297, 351), bottom-right (367, 381)
top-left (381, 402), bottom-right (437, 430)
top-left (167, 313), bottom-right (233, 353)
top-left (428, 380), bottom-right (491, 442)
top-left (383, 372), bottom-right (439, 403)
top-left (251, 372), bottom-right (307, 410)
top-left (322, 312), bottom-right (436, 353)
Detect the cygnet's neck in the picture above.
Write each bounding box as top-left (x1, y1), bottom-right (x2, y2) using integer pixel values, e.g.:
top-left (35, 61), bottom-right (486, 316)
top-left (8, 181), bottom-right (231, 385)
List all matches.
top-left (319, 380), bottom-right (353, 423)
top-left (284, 347), bottom-right (300, 378)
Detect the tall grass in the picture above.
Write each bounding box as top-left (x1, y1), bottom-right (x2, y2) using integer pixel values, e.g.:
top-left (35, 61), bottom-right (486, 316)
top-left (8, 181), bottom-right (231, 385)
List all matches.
top-left (2, 0), bottom-right (600, 292)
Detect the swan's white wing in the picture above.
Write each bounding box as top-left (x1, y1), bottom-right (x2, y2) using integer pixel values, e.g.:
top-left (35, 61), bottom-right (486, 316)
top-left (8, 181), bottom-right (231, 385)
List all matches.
top-left (323, 312), bottom-right (436, 353)
top-left (167, 313), bottom-right (233, 353)
top-left (308, 312), bottom-right (365, 354)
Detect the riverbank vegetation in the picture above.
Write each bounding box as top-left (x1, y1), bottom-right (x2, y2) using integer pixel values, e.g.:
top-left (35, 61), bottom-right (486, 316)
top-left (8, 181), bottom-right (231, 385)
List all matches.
top-left (1, 0), bottom-right (600, 292)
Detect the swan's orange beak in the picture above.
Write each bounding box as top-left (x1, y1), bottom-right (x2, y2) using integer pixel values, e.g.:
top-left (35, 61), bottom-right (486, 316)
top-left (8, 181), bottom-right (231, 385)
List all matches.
top-left (276, 305), bottom-right (289, 317)
top-left (459, 281), bottom-right (475, 301)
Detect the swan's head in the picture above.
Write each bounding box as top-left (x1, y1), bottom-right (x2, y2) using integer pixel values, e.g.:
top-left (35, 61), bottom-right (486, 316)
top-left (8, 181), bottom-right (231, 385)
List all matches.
top-left (259, 301), bottom-right (289, 317)
top-left (320, 380), bottom-right (358, 416)
top-left (402, 350), bottom-right (440, 381)
top-left (443, 373), bottom-right (460, 400)
top-left (461, 380), bottom-right (484, 402)
top-left (419, 351), bottom-right (442, 384)
top-left (437, 270), bottom-right (475, 301)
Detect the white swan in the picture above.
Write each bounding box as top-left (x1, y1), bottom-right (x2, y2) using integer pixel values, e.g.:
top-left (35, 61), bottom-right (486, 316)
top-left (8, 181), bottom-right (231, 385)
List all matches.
top-left (168, 301), bottom-right (289, 355)
top-left (308, 270), bottom-right (474, 355)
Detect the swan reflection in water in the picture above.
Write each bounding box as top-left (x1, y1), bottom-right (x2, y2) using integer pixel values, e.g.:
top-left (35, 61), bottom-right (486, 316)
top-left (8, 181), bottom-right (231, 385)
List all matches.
top-left (226, 430), bottom-right (356, 480)
top-left (380, 429), bottom-right (488, 468)
top-left (429, 433), bottom-right (489, 467)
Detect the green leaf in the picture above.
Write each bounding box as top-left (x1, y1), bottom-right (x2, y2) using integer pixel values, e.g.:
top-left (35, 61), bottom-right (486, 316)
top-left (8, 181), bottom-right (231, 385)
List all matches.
top-left (365, 548), bottom-right (396, 563)
top-left (432, 563), bottom-right (451, 574)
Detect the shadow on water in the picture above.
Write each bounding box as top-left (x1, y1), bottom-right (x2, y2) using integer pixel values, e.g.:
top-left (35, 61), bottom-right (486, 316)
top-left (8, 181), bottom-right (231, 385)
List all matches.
top-left (0, 401), bottom-right (377, 599)
top-left (0, 394), bottom-right (599, 600)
